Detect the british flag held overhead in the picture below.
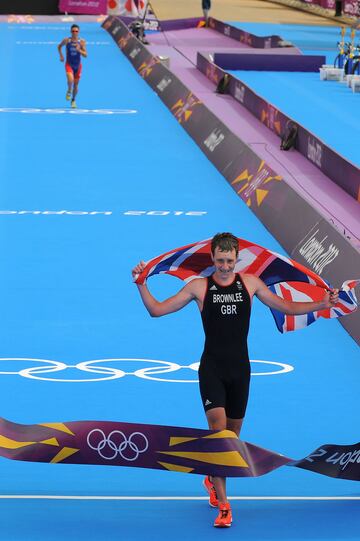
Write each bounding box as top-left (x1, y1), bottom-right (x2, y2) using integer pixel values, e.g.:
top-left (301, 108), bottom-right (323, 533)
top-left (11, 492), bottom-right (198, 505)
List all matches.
top-left (134, 238), bottom-right (359, 333)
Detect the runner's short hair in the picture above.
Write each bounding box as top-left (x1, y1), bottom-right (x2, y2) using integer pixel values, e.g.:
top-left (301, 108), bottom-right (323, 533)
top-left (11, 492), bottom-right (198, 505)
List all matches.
top-left (71, 24), bottom-right (80, 31)
top-left (211, 232), bottom-right (239, 255)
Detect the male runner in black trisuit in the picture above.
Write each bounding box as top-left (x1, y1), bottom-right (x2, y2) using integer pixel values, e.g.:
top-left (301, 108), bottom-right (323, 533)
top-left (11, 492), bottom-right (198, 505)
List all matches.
top-left (132, 232), bottom-right (339, 528)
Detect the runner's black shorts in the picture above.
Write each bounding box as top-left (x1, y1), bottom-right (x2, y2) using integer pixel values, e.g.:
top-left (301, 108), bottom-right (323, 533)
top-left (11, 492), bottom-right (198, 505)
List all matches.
top-left (202, 0), bottom-right (211, 10)
top-left (198, 354), bottom-right (250, 419)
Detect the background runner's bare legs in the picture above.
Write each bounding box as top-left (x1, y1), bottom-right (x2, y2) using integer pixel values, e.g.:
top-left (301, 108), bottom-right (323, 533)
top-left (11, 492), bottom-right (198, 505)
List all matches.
top-left (72, 79), bottom-right (79, 102)
top-left (65, 72), bottom-right (79, 106)
top-left (66, 72), bottom-right (74, 98)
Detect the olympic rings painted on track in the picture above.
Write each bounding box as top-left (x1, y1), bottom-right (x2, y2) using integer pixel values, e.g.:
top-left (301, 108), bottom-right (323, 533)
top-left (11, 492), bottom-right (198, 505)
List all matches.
top-left (87, 429), bottom-right (148, 461)
top-left (0, 358), bottom-right (294, 383)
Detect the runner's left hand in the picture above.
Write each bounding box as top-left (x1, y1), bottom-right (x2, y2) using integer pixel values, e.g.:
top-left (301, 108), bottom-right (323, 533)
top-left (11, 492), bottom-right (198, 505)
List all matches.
top-left (323, 289), bottom-right (339, 307)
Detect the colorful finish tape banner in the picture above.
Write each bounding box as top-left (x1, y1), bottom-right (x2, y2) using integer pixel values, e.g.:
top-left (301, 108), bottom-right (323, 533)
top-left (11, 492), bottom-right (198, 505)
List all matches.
top-left (0, 418), bottom-right (359, 481)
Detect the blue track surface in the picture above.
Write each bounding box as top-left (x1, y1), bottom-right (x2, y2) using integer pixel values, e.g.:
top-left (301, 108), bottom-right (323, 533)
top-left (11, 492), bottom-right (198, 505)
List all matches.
top-left (0, 21), bottom-right (359, 541)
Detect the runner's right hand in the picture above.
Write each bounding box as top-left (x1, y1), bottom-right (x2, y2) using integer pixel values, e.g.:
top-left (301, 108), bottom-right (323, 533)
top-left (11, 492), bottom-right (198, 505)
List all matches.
top-left (132, 261), bottom-right (146, 279)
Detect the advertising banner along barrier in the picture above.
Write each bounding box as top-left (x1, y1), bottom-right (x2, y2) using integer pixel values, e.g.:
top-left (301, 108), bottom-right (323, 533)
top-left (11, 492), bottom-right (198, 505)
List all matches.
top-left (58, 0), bottom-right (148, 15)
top-left (197, 51), bottom-right (360, 203)
top-left (207, 18), bottom-right (286, 49)
top-left (0, 418), bottom-right (359, 481)
top-left (59, 0), bottom-right (107, 14)
top-left (298, 0), bottom-right (359, 17)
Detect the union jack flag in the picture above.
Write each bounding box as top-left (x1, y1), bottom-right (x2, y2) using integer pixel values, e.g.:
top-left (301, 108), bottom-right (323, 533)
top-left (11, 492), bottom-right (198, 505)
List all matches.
top-left (135, 238), bottom-right (359, 333)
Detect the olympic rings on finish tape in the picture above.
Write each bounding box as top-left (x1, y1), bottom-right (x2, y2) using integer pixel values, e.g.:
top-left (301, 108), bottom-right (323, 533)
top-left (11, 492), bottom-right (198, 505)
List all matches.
top-left (87, 429), bottom-right (149, 461)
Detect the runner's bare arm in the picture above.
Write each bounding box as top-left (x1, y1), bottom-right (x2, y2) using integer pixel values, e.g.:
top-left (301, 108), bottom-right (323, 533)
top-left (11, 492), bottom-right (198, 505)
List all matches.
top-left (245, 274), bottom-right (339, 315)
top-left (57, 38), bottom-right (67, 61)
top-left (78, 39), bottom-right (87, 58)
top-left (132, 261), bottom-right (198, 317)
top-left (137, 283), bottom-right (196, 317)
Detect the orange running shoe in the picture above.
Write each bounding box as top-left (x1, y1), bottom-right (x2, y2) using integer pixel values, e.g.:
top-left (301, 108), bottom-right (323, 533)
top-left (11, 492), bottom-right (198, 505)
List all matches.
top-left (214, 502), bottom-right (232, 528)
top-left (203, 476), bottom-right (218, 508)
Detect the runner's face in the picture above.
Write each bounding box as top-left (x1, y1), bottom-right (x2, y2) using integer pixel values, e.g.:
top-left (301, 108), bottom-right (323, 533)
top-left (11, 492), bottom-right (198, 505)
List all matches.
top-left (212, 248), bottom-right (237, 279)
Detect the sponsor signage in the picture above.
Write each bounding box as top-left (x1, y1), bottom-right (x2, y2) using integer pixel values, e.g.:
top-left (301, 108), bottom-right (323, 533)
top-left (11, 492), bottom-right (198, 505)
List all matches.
top-left (291, 220), bottom-right (360, 342)
top-left (298, 0), bottom-right (357, 16)
top-left (156, 76), bottom-right (172, 93)
top-left (197, 51), bottom-right (224, 86)
top-left (297, 229), bottom-right (339, 275)
top-left (198, 52), bottom-right (360, 203)
top-left (209, 18), bottom-right (285, 49)
top-left (58, 0), bottom-right (107, 15)
top-left (307, 136), bottom-right (323, 168)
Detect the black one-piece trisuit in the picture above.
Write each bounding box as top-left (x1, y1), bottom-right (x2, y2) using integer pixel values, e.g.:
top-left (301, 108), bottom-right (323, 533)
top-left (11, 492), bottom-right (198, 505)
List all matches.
top-left (199, 273), bottom-right (252, 419)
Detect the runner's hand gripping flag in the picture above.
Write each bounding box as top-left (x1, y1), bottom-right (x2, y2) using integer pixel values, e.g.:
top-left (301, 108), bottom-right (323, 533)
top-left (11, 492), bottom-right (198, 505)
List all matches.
top-left (134, 237), bottom-right (359, 333)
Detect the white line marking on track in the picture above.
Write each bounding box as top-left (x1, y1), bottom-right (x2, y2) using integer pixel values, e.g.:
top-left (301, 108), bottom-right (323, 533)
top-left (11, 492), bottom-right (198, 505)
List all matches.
top-left (0, 495), bottom-right (359, 501)
top-left (15, 41), bottom-right (110, 45)
top-left (0, 108), bottom-right (138, 115)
